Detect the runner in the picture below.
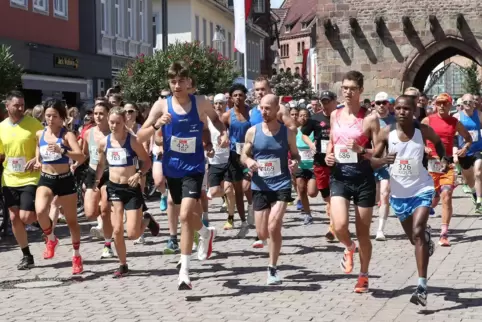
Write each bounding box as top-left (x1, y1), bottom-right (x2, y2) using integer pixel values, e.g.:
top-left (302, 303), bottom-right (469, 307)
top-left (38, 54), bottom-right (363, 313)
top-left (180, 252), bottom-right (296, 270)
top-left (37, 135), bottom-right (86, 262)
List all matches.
top-left (82, 101), bottom-right (115, 258)
top-left (372, 95), bottom-right (446, 306)
top-left (422, 93), bottom-right (472, 246)
top-left (34, 99), bottom-right (85, 274)
top-left (96, 107), bottom-right (158, 277)
top-left (453, 94), bottom-right (482, 212)
top-left (324, 71), bottom-right (380, 293)
top-left (241, 94), bottom-right (299, 285)
top-left (137, 62), bottom-right (227, 289)
top-left (372, 92), bottom-right (396, 241)
top-left (0, 90), bottom-right (43, 269)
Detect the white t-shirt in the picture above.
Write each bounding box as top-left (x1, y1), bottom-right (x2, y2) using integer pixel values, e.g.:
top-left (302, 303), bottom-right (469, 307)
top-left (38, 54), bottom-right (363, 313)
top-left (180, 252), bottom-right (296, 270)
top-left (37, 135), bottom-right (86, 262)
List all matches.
top-left (207, 119), bottom-right (229, 165)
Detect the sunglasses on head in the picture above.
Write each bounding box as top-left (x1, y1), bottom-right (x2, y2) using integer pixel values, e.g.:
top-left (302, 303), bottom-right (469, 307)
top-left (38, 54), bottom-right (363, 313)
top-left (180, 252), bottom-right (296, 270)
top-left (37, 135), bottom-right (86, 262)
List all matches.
top-left (375, 101), bottom-right (388, 105)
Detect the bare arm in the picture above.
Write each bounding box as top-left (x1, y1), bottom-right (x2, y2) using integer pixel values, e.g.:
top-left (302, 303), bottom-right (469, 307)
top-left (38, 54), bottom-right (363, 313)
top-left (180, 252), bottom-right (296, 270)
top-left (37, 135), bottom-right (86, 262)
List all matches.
top-left (240, 127), bottom-right (256, 166)
top-left (95, 139), bottom-right (107, 184)
top-left (137, 100), bottom-right (164, 143)
top-left (64, 132), bottom-right (85, 163)
top-left (420, 124), bottom-right (446, 158)
top-left (367, 114), bottom-right (381, 156)
top-left (369, 126), bottom-right (390, 169)
top-left (455, 120), bottom-right (473, 155)
top-left (35, 131), bottom-right (41, 164)
top-left (201, 98), bottom-right (227, 137)
top-left (287, 128), bottom-right (300, 163)
top-left (278, 104), bottom-right (297, 132)
top-left (132, 136), bottom-right (152, 175)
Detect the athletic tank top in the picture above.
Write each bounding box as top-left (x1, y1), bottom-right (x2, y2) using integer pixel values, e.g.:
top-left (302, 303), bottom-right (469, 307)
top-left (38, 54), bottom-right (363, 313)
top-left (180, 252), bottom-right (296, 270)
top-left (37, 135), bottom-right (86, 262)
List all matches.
top-left (39, 128), bottom-right (70, 164)
top-left (296, 128), bottom-right (314, 170)
top-left (310, 112), bottom-right (331, 166)
top-left (457, 111), bottom-right (482, 156)
top-left (378, 114), bottom-right (396, 128)
top-left (229, 109), bottom-right (251, 154)
top-left (251, 123), bottom-right (291, 191)
top-left (105, 133), bottom-right (137, 167)
top-left (88, 128), bottom-right (100, 166)
top-left (162, 95), bottom-right (205, 178)
top-left (331, 107), bottom-right (372, 180)
top-left (207, 118), bottom-right (230, 165)
top-left (250, 106), bottom-right (263, 125)
top-left (388, 123), bottom-right (433, 198)
top-left (426, 114), bottom-right (457, 158)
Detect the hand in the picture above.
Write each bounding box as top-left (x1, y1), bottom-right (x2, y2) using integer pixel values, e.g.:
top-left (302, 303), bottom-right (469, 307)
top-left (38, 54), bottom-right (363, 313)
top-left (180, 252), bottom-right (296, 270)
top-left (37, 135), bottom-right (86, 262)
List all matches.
top-left (289, 159), bottom-right (299, 172)
top-left (424, 146), bottom-right (432, 155)
top-left (24, 158), bottom-right (37, 172)
top-left (246, 158), bottom-right (259, 172)
top-left (453, 154), bottom-right (459, 164)
top-left (440, 157), bottom-right (450, 173)
top-left (154, 113), bottom-right (172, 128)
top-left (127, 172), bottom-right (141, 188)
top-left (384, 152), bottom-right (397, 165)
top-left (218, 133), bottom-right (229, 149)
top-left (206, 149), bottom-right (215, 158)
top-left (346, 139), bottom-right (363, 153)
top-left (33, 161), bottom-right (42, 171)
top-left (309, 143), bottom-right (317, 154)
top-left (325, 153), bottom-right (335, 166)
top-left (70, 163), bottom-right (78, 174)
top-left (457, 147), bottom-right (468, 157)
top-left (48, 144), bottom-right (62, 154)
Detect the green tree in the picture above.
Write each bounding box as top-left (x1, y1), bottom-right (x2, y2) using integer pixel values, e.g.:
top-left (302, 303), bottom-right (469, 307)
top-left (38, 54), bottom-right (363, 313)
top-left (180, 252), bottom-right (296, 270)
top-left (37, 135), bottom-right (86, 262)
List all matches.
top-left (0, 45), bottom-right (23, 100)
top-left (117, 41), bottom-right (240, 103)
top-left (270, 70), bottom-right (315, 100)
top-left (462, 61), bottom-right (481, 95)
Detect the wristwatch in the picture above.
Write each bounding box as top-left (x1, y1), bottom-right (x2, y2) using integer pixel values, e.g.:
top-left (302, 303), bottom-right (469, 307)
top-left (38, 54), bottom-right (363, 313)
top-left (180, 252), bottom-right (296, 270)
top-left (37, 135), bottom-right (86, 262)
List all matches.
top-left (137, 170), bottom-right (145, 177)
top-left (152, 124), bottom-right (160, 131)
top-left (60, 148), bottom-right (67, 156)
top-left (360, 147), bottom-right (367, 155)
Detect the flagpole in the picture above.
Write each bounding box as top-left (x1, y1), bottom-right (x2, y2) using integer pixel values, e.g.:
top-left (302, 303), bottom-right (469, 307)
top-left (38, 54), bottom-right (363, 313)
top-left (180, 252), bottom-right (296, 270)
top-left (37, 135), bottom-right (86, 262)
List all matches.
top-left (243, 36), bottom-right (248, 88)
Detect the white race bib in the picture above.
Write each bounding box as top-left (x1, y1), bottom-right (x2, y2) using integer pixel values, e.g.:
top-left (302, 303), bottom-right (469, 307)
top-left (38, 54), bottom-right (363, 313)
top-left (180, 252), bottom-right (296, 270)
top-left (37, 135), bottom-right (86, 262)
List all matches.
top-left (334, 144), bottom-right (358, 164)
top-left (39, 144), bottom-right (62, 162)
top-left (107, 148), bottom-right (127, 166)
top-left (7, 157), bottom-right (26, 173)
top-left (391, 158), bottom-right (419, 176)
top-left (427, 159), bottom-right (444, 173)
top-left (299, 149), bottom-right (314, 161)
top-left (320, 140), bottom-right (329, 153)
top-left (171, 136), bottom-right (196, 154)
top-left (258, 158), bottom-right (281, 177)
top-left (236, 142), bottom-right (244, 155)
top-left (469, 130), bottom-right (479, 142)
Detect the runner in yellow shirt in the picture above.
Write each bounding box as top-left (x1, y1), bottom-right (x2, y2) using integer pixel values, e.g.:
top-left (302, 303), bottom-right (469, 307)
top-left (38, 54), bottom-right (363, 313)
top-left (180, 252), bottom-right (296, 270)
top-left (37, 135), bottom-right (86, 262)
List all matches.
top-left (0, 91), bottom-right (43, 269)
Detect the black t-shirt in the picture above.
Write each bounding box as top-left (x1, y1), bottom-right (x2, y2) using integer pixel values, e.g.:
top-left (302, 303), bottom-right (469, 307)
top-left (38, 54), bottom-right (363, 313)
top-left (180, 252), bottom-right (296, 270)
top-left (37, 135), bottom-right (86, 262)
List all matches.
top-left (301, 112), bottom-right (331, 166)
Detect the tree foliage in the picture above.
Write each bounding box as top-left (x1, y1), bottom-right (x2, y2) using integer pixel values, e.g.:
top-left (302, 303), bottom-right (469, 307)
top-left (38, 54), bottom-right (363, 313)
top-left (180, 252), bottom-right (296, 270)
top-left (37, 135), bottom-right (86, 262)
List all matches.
top-left (462, 61), bottom-right (481, 95)
top-left (117, 41), bottom-right (240, 103)
top-left (270, 70), bottom-right (315, 100)
top-left (0, 45), bottom-right (23, 100)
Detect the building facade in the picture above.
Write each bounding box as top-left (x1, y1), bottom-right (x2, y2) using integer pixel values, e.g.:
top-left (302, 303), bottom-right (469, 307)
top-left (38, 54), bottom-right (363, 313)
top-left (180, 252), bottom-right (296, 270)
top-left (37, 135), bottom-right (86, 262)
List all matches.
top-left (0, 0), bottom-right (111, 107)
top-left (152, 0), bottom-right (268, 87)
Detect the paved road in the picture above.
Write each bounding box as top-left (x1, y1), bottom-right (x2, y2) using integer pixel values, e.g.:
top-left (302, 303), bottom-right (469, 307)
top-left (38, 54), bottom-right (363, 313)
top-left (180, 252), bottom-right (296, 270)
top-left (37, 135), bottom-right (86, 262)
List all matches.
top-left (0, 187), bottom-right (481, 322)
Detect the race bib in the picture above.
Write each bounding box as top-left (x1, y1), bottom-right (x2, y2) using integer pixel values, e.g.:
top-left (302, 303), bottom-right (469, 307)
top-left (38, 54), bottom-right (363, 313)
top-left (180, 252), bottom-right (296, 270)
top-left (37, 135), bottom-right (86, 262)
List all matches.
top-left (236, 142), bottom-right (244, 155)
top-left (299, 149), bottom-right (314, 161)
top-left (427, 159), bottom-right (444, 173)
top-left (107, 148), bottom-right (127, 166)
top-left (334, 145), bottom-right (358, 164)
top-left (7, 157), bottom-right (26, 173)
top-left (171, 136), bottom-right (196, 154)
top-left (89, 146), bottom-right (99, 159)
top-left (39, 144), bottom-right (62, 162)
top-left (320, 140), bottom-right (329, 153)
top-left (469, 130), bottom-right (479, 142)
top-left (258, 158), bottom-right (281, 177)
top-left (391, 158), bottom-right (419, 176)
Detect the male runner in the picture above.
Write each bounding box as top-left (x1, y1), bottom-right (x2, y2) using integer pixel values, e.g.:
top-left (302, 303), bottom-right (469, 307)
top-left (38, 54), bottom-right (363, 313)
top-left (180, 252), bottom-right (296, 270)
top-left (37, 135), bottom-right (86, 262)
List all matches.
top-left (0, 90), bottom-right (44, 269)
top-left (372, 95), bottom-right (446, 306)
top-left (324, 71), bottom-right (380, 293)
top-left (404, 87), bottom-right (426, 122)
top-left (137, 62), bottom-right (228, 290)
top-left (241, 94), bottom-right (300, 285)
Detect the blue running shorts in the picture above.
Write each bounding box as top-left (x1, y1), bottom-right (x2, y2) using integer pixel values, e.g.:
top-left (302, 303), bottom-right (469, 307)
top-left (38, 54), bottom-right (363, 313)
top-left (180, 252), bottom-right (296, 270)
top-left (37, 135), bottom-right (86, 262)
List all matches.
top-left (374, 166), bottom-right (390, 182)
top-left (390, 189), bottom-right (435, 222)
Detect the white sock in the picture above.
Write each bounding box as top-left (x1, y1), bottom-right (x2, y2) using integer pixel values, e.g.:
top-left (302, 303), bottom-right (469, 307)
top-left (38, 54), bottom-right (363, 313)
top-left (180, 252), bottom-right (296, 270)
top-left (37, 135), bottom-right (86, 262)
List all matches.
top-left (97, 216), bottom-right (103, 229)
top-left (378, 218), bottom-right (387, 232)
top-left (73, 248), bottom-right (80, 257)
top-left (378, 204), bottom-right (389, 231)
top-left (180, 254), bottom-right (190, 275)
top-left (47, 233), bottom-right (56, 241)
top-left (198, 224), bottom-right (209, 238)
top-left (162, 190), bottom-right (168, 197)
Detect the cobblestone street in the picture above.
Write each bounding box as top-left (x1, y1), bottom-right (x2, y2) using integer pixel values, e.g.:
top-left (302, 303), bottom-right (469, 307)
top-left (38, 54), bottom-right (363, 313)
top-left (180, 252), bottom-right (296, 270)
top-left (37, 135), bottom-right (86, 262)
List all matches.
top-left (1, 187), bottom-right (482, 322)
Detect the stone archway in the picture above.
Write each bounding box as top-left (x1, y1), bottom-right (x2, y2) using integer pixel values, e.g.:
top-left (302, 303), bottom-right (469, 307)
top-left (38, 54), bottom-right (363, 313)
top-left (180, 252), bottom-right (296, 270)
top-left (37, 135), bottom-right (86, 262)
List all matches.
top-left (400, 36), bottom-right (482, 91)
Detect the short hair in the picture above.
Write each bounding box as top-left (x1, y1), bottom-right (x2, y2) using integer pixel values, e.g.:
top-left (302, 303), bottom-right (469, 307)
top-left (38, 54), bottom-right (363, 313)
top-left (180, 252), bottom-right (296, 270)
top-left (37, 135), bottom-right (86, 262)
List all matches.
top-left (43, 98), bottom-right (67, 120)
top-left (109, 106), bottom-right (126, 119)
top-left (404, 87), bottom-right (420, 96)
top-left (254, 76), bottom-right (270, 87)
top-left (420, 93), bottom-right (428, 100)
top-left (95, 96), bottom-right (108, 103)
top-left (229, 83), bottom-right (248, 96)
top-left (168, 62), bottom-right (190, 79)
top-left (109, 93), bottom-right (123, 101)
top-left (94, 101), bottom-right (112, 112)
top-left (6, 90), bottom-right (24, 102)
top-left (396, 94), bottom-right (416, 108)
top-left (342, 71), bottom-right (364, 88)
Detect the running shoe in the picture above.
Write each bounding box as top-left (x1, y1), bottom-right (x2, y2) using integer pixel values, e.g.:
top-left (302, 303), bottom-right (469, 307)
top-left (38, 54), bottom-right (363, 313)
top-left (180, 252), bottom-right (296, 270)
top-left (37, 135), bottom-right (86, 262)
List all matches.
top-left (340, 242), bottom-right (356, 274)
top-left (113, 264), bottom-right (129, 278)
top-left (134, 235), bottom-right (146, 245)
top-left (252, 239), bottom-right (267, 248)
top-left (236, 221), bottom-right (250, 238)
top-left (463, 184), bottom-right (472, 194)
top-left (375, 231), bottom-right (386, 241)
top-left (267, 267), bottom-right (282, 285)
top-left (197, 226), bottom-right (216, 261)
top-left (223, 218), bottom-right (234, 230)
top-left (354, 275), bottom-right (369, 293)
top-left (160, 195), bottom-right (168, 212)
top-left (90, 226), bottom-right (104, 240)
top-left (220, 201), bottom-right (227, 213)
top-left (25, 224), bottom-right (39, 232)
top-left (476, 203), bottom-right (482, 214)
top-left (471, 192), bottom-right (477, 205)
top-left (429, 208), bottom-right (436, 217)
top-left (178, 272), bottom-right (192, 290)
top-left (101, 246), bottom-right (114, 259)
top-left (439, 235), bottom-right (450, 247)
top-left (17, 255), bottom-right (34, 270)
top-left (72, 255), bottom-right (83, 275)
top-left (296, 200), bottom-right (303, 211)
top-left (303, 213), bottom-right (313, 225)
top-left (410, 285), bottom-right (428, 306)
top-left (43, 237), bottom-right (59, 259)
top-left (247, 205), bottom-right (255, 226)
top-left (164, 239), bottom-right (180, 254)
top-left (325, 226), bottom-right (336, 242)
top-left (144, 212), bottom-right (160, 237)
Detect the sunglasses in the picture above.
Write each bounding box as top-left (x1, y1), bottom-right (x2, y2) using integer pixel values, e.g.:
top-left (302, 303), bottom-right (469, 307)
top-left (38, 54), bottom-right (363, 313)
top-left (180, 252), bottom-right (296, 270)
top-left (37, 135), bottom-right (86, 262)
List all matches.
top-left (375, 101), bottom-right (388, 105)
top-left (125, 110), bottom-right (136, 114)
top-left (160, 94), bottom-right (169, 99)
top-left (463, 100), bottom-right (474, 105)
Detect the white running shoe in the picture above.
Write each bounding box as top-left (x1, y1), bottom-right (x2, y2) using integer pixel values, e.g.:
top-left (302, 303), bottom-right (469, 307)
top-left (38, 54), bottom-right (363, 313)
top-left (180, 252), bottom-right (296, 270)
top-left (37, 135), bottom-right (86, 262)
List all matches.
top-left (197, 226), bottom-right (216, 261)
top-left (247, 205), bottom-right (255, 226)
top-left (90, 226), bottom-right (104, 240)
top-left (375, 231), bottom-right (386, 241)
top-left (134, 235), bottom-right (146, 245)
top-left (236, 221), bottom-right (250, 238)
top-left (100, 246), bottom-right (114, 259)
top-left (178, 272), bottom-right (192, 290)
top-left (252, 239), bottom-right (267, 248)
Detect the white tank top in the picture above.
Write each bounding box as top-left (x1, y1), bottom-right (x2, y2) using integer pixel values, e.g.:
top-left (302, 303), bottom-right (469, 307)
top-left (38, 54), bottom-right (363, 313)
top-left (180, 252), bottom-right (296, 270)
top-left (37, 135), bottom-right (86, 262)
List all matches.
top-left (207, 119), bottom-right (230, 165)
top-left (388, 125), bottom-right (434, 198)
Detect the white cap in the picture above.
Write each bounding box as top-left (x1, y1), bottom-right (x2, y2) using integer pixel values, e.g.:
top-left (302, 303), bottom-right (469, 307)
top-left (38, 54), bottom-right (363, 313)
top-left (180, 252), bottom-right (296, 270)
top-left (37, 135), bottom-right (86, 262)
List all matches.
top-left (456, 98), bottom-right (463, 105)
top-left (289, 100), bottom-right (297, 108)
top-left (214, 93), bottom-right (226, 103)
top-left (299, 98), bottom-right (306, 104)
top-left (374, 92), bottom-right (389, 101)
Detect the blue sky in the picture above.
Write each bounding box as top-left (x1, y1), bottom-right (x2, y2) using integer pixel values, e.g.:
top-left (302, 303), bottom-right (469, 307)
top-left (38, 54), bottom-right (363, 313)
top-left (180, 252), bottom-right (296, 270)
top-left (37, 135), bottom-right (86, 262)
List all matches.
top-left (271, 0), bottom-right (284, 8)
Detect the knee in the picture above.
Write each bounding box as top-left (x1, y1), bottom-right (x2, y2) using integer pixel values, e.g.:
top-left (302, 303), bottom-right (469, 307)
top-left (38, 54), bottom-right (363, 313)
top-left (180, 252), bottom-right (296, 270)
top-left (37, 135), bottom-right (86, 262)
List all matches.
top-left (179, 211), bottom-right (190, 224)
top-left (209, 186), bottom-right (222, 198)
top-left (224, 183), bottom-right (234, 196)
top-left (412, 225), bottom-right (425, 243)
top-left (126, 229), bottom-right (138, 240)
top-left (440, 191), bottom-right (453, 204)
top-left (307, 188), bottom-right (318, 198)
top-left (268, 220), bottom-right (281, 236)
top-left (21, 211), bottom-right (35, 224)
top-left (297, 183), bottom-right (307, 195)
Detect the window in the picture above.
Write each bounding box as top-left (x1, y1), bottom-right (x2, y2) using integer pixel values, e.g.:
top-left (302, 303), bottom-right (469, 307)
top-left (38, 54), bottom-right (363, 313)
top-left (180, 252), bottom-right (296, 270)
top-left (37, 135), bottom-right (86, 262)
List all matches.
top-left (202, 18), bottom-right (207, 45)
top-left (209, 22), bottom-right (214, 46)
top-left (139, 0), bottom-right (146, 41)
top-left (152, 15), bottom-right (157, 48)
top-left (10, 0), bottom-right (27, 8)
top-left (285, 24), bottom-right (292, 33)
top-left (127, 0), bottom-right (133, 38)
top-left (33, 0), bottom-right (48, 13)
top-left (54, 0), bottom-right (68, 18)
top-left (222, 39), bottom-right (226, 57)
top-left (260, 38), bottom-right (265, 60)
top-left (252, 0), bottom-right (265, 13)
top-left (114, 0), bottom-right (121, 36)
top-left (280, 44), bottom-right (289, 58)
top-left (195, 16), bottom-right (199, 41)
top-left (302, 41), bottom-right (305, 52)
top-left (101, 0), bottom-right (107, 34)
top-left (228, 32), bottom-right (232, 59)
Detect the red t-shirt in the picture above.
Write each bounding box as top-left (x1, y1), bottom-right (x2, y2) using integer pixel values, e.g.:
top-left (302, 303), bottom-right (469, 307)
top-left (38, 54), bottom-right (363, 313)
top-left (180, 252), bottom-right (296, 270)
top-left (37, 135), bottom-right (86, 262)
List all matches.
top-left (78, 123), bottom-right (94, 140)
top-left (426, 114), bottom-right (457, 158)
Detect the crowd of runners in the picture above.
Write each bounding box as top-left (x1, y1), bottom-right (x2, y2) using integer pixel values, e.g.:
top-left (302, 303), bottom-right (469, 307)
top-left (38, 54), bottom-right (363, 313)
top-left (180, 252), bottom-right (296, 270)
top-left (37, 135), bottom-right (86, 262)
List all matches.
top-left (1, 61), bottom-right (481, 307)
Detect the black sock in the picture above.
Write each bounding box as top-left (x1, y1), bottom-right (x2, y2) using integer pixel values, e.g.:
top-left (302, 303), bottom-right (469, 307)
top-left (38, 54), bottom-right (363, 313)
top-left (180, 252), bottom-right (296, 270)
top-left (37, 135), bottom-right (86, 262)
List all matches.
top-left (170, 235), bottom-right (178, 242)
top-left (21, 246), bottom-right (31, 257)
top-left (228, 215), bottom-right (234, 221)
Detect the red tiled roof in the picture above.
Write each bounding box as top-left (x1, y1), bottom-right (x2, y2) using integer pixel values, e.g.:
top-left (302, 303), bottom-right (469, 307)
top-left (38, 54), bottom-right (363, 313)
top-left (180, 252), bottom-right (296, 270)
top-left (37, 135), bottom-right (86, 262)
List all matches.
top-left (279, 0), bottom-right (317, 38)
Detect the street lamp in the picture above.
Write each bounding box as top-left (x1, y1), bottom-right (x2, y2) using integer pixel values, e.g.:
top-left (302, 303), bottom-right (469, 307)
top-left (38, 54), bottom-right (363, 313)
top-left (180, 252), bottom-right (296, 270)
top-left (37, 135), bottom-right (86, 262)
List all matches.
top-left (212, 25), bottom-right (225, 51)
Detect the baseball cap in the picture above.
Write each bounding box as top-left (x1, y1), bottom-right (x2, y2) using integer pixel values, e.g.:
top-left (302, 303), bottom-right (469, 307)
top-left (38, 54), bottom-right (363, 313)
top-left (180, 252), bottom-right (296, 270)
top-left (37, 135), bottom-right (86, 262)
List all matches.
top-left (289, 100), bottom-right (297, 108)
top-left (320, 91), bottom-right (336, 101)
top-left (456, 98), bottom-right (463, 105)
top-left (435, 93), bottom-right (453, 104)
top-left (374, 92), bottom-right (389, 102)
top-left (214, 93), bottom-right (226, 103)
top-left (388, 98), bottom-right (395, 104)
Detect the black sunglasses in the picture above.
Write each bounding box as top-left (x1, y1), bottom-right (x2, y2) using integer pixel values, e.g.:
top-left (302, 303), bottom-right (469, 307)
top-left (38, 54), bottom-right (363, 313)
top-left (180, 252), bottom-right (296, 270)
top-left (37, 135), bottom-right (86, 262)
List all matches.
top-left (125, 110), bottom-right (136, 114)
top-left (375, 101), bottom-right (388, 105)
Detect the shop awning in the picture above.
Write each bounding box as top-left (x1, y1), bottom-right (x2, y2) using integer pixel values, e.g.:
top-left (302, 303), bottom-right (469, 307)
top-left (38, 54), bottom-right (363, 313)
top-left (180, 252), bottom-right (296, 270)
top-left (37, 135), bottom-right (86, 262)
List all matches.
top-left (21, 74), bottom-right (88, 93)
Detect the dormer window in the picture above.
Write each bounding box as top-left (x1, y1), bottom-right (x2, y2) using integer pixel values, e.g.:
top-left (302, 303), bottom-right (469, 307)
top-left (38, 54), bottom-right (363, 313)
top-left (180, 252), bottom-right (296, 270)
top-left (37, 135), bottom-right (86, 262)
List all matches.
top-left (285, 24), bottom-right (293, 33)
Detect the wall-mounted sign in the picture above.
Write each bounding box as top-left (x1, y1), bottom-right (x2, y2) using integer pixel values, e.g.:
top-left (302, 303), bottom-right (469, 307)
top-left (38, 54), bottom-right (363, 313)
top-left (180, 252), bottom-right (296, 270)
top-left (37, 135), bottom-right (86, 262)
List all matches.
top-left (54, 55), bottom-right (79, 69)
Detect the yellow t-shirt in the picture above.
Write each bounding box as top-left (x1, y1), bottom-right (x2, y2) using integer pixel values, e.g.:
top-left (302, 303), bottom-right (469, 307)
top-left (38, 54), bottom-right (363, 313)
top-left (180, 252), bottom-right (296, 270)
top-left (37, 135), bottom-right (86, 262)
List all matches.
top-left (0, 116), bottom-right (44, 187)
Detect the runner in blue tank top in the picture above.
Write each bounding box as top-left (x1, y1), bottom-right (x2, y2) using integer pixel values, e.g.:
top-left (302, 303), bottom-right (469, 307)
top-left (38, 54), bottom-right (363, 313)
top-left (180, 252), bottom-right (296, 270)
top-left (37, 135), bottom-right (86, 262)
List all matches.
top-left (454, 94), bottom-right (482, 212)
top-left (241, 94), bottom-right (300, 286)
top-left (220, 84), bottom-right (252, 237)
top-left (136, 62), bottom-right (228, 291)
